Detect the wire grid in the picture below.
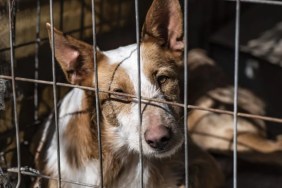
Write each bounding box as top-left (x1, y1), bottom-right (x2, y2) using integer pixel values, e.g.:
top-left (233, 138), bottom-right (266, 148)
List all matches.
top-left (0, 0), bottom-right (282, 187)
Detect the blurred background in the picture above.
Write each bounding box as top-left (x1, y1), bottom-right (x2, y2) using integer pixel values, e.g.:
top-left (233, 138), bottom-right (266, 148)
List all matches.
top-left (0, 0), bottom-right (282, 187)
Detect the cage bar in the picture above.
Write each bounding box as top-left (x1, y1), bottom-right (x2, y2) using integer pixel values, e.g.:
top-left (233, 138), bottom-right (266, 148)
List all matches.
top-left (8, 0), bottom-right (21, 187)
top-left (91, 0), bottom-right (104, 187)
top-left (34, 0), bottom-right (41, 122)
top-left (233, 0), bottom-right (241, 187)
top-left (49, 0), bottom-right (62, 187)
top-left (226, 0), bottom-right (282, 5)
top-left (134, 0), bottom-right (144, 187)
top-left (1, 74), bottom-right (282, 124)
top-left (183, 0), bottom-right (189, 187)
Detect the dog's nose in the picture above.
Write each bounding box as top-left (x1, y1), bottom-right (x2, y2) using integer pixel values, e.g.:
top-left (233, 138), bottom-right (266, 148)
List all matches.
top-left (145, 126), bottom-right (171, 150)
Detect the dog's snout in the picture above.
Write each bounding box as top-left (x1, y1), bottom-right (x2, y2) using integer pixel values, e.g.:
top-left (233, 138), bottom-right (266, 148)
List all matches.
top-left (145, 126), bottom-right (171, 150)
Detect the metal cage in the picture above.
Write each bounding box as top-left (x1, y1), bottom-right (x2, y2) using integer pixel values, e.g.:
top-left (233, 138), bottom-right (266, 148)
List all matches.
top-left (0, 0), bottom-right (282, 187)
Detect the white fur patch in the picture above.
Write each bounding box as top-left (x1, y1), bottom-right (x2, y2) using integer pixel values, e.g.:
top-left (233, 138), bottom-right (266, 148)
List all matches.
top-left (46, 88), bottom-right (100, 187)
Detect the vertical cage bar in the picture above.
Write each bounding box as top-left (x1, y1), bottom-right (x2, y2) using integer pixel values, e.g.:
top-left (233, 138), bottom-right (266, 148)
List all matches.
top-left (233, 0), bottom-right (241, 187)
top-left (8, 0), bottom-right (21, 187)
top-left (49, 0), bottom-right (62, 187)
top-left (134, 0), bottom-right (144, 187)
top-left (183, 0), bottom-right (189, 187)
top-left (34, 0), bottom-right (41, 122)
top-left (91, 0), bottom-right (104, 187)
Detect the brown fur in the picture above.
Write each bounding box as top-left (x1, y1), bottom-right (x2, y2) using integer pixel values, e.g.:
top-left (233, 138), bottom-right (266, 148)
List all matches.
top-left (142, 42), bottom-right (183, 100)
top-left (63, 93), bottom-right (98, 168)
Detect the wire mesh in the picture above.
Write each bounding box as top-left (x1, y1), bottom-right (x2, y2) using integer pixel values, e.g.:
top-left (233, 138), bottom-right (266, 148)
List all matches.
top-left (1, 0), bottom-right (282, 187)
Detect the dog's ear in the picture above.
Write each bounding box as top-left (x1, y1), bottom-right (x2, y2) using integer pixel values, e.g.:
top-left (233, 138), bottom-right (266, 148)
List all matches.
top-left (142, 0), bottom-right (183, 52)
top-left (46, 23), bottom-right (103, 86)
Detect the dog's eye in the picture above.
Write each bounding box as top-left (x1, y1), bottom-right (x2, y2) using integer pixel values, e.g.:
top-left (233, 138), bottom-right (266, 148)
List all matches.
top-left (112, 88), bottom-right (131, 103)
top-left (157, 75), bottom-right (169, 85)
top-left (113, 88), bottom-right (125, 98)
top-left (113, 88), bottom-right (124, 93)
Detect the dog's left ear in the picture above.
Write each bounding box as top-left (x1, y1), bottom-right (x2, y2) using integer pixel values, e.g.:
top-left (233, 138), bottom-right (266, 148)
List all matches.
top-left (46, 23), bottom-right (104, 87)
top-left (142, 0), bottom-right (183, 52)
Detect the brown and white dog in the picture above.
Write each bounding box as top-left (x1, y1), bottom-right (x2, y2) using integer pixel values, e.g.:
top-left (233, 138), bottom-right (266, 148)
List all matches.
top-left (33, 0), bottom-right (223, 188)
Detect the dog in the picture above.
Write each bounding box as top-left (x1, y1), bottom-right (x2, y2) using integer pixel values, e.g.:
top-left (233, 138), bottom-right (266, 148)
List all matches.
top-left (187, 49), bottom-right (282, 166)
top-left (33, 0), bottom-right (223, 187)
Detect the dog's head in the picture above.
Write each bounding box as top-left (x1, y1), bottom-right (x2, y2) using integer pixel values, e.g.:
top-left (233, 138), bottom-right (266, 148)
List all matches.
top-left (47, 0), bottom-right (184, 158)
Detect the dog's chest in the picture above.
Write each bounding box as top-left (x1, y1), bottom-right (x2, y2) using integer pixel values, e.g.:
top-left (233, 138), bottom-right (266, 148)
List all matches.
top-left (46, 144), bottom-right (150, 188)
top-left (44, 89), bottom-right (101, 186)
top-left (106, 157), bottom-right (180, 188)
top-left (46, 138), bottom-right (100, 187)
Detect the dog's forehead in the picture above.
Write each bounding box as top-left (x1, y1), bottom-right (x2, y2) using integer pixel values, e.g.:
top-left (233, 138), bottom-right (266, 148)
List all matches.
top-left (102, 44), bottom-right (137, 79)
top-left (103, 44), bottom-right (138, 69)
top-left (103, 44), bottom-right (159, 97)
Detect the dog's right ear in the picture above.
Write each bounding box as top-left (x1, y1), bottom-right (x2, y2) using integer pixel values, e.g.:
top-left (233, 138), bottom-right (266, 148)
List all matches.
top-left (142, 0), bottom-right (183, 53)
top-left (46, 23), bottom-right (103, 86)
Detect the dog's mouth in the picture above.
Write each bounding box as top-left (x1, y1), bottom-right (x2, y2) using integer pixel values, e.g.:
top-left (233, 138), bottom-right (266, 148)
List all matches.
top-left (143, 134), bottom-right (184, 158)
